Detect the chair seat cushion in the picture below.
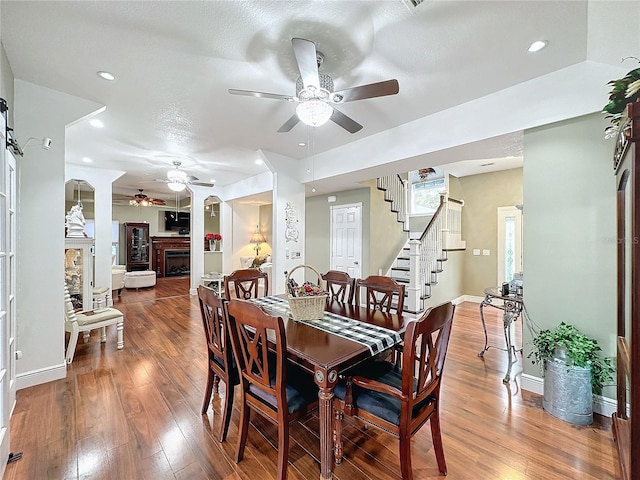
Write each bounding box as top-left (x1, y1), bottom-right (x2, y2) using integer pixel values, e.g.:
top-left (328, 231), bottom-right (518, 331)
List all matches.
top-left (75, 308), bottom-right (123, 326)
top-left (249, 363), bottom-right (318, 414)
top-left (334, 360), bottom-right (433, 426)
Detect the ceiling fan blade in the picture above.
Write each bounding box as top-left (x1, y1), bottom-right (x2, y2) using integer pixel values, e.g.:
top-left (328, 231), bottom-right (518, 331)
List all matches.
top-left (228, 89), bottom-right (295, 101)
top-left (277, 114), bottom-right (301, 133)
top-left (151, 199), bottom-right (167, 206)
top-left (332, 79), bottom-right (399, 103)
top-left (153, 178), bottom-right (169, 183)
top-left (291, 38), bottom-right (319, 90)
top-left (191, 181), bottom-right (215, 188)
top-left (330, 109), bottom-right (363, 134)
top-left (185, 176), bottom-right (199, 183)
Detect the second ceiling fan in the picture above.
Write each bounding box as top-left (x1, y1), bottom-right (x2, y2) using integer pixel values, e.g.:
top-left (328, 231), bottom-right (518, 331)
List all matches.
top-left (229, 38), bottom-right (399, 134)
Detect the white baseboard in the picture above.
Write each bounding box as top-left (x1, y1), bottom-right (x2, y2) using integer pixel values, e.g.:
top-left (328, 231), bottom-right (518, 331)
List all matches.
top-left (453, 295), bottom-right (484, 304)
top-left (189, 287), bottom-right (197, 295)
top-left (16, 362), bottom-right (67, 390)
top-left (521, 373), bottom-right (616, 417)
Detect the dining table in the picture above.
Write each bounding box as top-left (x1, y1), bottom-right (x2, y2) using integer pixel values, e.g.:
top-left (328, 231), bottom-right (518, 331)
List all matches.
top-left (249, 295), bottom-right (414, 480)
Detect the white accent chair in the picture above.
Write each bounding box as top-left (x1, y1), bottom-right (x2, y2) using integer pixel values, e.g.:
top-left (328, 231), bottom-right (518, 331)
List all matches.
top-left (64, 285), bottom-right (124, 364)
top-left (112, 265), bottom-right (126, 297)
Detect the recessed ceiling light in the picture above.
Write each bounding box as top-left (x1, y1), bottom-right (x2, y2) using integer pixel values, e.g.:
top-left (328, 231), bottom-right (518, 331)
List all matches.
top-left (528, 40), bottom-right (548, 53)
top-left (255, 159), bottom-right (263, 165)
top-left (81, 157), bottom-right (93, 163)
top-left (298, 142), bottom-right (306, 147)
top-left (97, 71), bottom-right (116, 81)
top-left (89, 119), bottom-right (104, 128)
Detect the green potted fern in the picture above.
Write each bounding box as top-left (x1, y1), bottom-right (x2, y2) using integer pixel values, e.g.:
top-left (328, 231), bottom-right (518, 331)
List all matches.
top-left (528, 322), bottom-right (615, 425)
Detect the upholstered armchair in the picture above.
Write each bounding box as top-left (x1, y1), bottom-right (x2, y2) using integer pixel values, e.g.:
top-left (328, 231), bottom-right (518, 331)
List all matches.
top-left (112, 265), bottom-right (126, 296)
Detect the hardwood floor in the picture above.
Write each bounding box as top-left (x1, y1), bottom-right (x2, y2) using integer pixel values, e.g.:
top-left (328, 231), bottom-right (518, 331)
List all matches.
top-left (4, 278), bottom-right (621, 479)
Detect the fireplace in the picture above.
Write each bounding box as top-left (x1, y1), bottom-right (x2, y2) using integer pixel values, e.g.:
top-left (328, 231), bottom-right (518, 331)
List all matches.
top-left (165, 250), bottom-right (190, 277)
top-left (151, 236), bottom-right (191, 277)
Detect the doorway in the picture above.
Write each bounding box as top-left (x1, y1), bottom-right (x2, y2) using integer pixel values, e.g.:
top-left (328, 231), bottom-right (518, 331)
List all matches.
top-left (330, 203), bottom-right (362, 278)
top-left (497, 206), bottom-right (523, 285)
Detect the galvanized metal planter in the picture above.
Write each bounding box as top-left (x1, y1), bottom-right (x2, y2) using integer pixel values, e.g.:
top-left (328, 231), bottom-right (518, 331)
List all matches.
top-left (543, 347), bottom-right (593, 425)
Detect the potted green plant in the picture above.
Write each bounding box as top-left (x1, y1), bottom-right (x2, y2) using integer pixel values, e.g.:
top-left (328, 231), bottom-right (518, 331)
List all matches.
top-left (528, 322), bottom-right (615, 425)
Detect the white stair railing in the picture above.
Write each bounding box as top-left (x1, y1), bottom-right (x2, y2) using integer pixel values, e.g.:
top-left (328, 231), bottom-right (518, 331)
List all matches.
top-left (376, 174), bottom-right (409, 231)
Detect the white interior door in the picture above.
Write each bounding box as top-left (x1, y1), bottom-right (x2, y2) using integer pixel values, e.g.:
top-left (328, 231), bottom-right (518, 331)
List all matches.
top-left (330, 203), bottom-right (362, 278)
top-left (497, 206), bottom-right (523, 285)
top-left (0, 111), bottom-right (14, 475)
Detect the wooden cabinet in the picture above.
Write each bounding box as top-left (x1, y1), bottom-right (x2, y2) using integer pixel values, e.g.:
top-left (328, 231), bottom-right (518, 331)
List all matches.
top-left (124, 222), bottom-right (150, 271)
top-left (64, 237), bottom-right (94, 311)
top-left (613, 101), bottom-right (640, 480)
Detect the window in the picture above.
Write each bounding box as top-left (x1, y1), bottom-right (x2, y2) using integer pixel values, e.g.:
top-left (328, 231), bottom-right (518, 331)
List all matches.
top-left (410, 176), bottom-right (446, 215)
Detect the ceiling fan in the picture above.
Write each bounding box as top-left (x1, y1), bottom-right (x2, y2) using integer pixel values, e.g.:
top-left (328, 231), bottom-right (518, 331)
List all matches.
top-left (154, 160), bottom-right (215, 192)
top-left (228, 37), bottom-right (399, 134)
top-left (129, 189), bottom-right (166, 207)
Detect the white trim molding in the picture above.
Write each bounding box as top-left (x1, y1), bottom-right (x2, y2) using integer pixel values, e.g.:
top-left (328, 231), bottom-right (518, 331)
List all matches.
top-left (453, 295), bottom-right (484, 304)
top-left (16, 363), bottom-right (67, 390)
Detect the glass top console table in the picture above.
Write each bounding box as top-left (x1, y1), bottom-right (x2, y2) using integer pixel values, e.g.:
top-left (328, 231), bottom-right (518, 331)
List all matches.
top-left (477, 287), bottom-right (524, 384)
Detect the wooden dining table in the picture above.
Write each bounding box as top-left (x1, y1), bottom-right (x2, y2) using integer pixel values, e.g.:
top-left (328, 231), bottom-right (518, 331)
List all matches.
top-left (250, 295), bottom-right (414, 480)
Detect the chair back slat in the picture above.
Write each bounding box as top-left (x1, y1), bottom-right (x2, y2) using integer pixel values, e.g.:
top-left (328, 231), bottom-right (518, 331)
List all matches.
top-left (224, 268), bottom-right (269, 299)
top-left (197, 285), bottom-right (232, 365)
top-left (322, 270), bottom-right (356, 303)
top-left (355, 275), bottom-right (405, 313)
top-left (227, 299), bottom-right (287, 402)
top-left (402, 301), bottom-right (455, 405)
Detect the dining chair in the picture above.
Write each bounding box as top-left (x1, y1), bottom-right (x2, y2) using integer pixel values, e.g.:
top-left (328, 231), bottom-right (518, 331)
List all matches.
top-left (322, 270), bottom-right (356, 304)
top-left (64, 285), bottom-right (124, 364)
top-left (224, 268), bottom-right (269, 299)
top-left (333, 301), bottom-right (455, 479)
top-left (355, 275), bottom-right (405, 313)
top-left (226, 299), bottom-right (318, 480)
top-left (197, 285), bottom-right (238, 442)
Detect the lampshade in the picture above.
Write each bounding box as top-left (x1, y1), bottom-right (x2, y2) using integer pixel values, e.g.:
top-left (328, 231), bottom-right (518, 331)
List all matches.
top-left (167, 181), bottom-right (186, 192)
top-left (296, 99), bottom-right (333, 127)
top-left (250, 232), bottom-right (266, 244)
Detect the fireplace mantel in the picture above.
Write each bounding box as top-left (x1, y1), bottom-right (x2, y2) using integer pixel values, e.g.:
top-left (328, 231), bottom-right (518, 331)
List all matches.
top-left (151, 236), bottom-right (190, 278)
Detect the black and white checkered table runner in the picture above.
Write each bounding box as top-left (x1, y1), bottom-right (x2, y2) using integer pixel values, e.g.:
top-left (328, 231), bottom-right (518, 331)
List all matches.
top-left (249, 296), bottom-right (401, 355)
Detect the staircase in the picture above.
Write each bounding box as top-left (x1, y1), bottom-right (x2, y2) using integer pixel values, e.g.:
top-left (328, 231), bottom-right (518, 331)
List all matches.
top-left (377, 175), bottom-right (465, 313)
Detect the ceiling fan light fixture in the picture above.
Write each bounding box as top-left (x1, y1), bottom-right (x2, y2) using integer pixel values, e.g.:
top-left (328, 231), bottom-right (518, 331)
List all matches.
top-left (167, 168), bottom-right (187, 181)
top-left (167, 181), bottom-right (186, 192)
top-left (296, 99), bottom-right (333, 127)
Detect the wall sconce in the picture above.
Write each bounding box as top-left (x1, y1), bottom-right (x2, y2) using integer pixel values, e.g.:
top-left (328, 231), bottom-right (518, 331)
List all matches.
top-left (250, 225), bottom-right (266, 256)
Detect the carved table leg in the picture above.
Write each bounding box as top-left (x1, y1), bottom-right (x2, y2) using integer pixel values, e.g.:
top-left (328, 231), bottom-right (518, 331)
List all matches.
top-left (314, 367), bottom-right (338, 480)
top-left (333, 403), bottom-right (343, 464)
top-left (477, 297), bottom-right (490, 357)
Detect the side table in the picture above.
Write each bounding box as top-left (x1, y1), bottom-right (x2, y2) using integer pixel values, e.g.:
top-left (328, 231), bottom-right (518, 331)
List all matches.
top-left (477, 286), bottom-right (524, 383)
top-left (201, 273), bottom-right (225, 297)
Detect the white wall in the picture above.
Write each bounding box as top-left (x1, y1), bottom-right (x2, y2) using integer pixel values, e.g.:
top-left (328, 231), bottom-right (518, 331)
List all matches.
top-left (15, 80), bottom-right (102, 388)
top-left (522, 113), bottom-right (617, 399)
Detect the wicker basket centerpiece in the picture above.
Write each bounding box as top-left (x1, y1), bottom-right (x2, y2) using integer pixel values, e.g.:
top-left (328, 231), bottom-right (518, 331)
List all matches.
top-left (286, 265), bottom-right (328, 321)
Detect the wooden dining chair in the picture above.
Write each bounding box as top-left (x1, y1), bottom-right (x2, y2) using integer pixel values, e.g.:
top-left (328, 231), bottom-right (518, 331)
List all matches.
top-left (224, 268), bottom-right (269, 299)
top-left (355, 275), bottom-right (405, 313)
top-left (322, 270), bottom-right (356, 303)
top-left (333, 301), bottom-right (455, 479)
top-left (226, 299), bottom-right (319, 480)
top-left (197, 285), bottom-right (238, 442)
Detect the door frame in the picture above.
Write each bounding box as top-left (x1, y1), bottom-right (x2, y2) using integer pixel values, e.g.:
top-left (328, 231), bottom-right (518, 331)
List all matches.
top-left (329, 202), bottom-right (362, 278)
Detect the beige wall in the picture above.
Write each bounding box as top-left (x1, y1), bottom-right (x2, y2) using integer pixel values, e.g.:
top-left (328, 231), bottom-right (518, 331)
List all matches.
top-left (457, 168), bottom-right (523, 296)
top-left (1, 44), bottom-right (14, 124)
top-left (522, 113), bottom-right (616, 396)
top-left (366, 179), bottom-right (409, 276)
top-left (305, 187), bottom-right (370, 276)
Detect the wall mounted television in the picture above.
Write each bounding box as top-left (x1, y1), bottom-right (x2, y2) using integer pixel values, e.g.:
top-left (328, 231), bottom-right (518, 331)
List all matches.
top-left (164, 211), bottom-right (190, 232)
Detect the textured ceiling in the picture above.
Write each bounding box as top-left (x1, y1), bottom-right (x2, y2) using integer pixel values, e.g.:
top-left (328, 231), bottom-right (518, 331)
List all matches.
top-left (1, 1), bottom-right (637, 201)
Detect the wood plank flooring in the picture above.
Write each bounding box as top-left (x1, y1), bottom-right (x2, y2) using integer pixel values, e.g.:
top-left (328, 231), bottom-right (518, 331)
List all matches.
top-left (3, 278), bottom-right (621, 479)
